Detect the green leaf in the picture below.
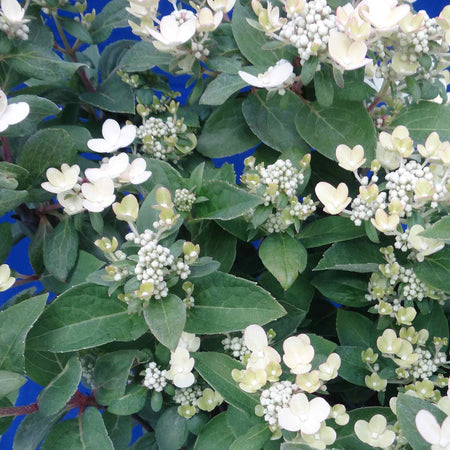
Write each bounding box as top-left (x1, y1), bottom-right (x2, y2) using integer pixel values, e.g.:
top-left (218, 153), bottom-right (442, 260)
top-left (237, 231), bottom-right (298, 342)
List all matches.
top-left (103, 413), bottom-right (132, 450)
top-left (193, 180), bottom-right (263, 220)
top-left (311, 271), bottom-right (369, 307)
top-left (230, 423), bottom-right (271, 450)
top-left (333, 68), bottom-right (374, 102)
top-left (308, 334), bottom-right (337, 368)
top-left (420, 216), bottom-right (450, 243)
top-left (119, 41), bottom-right (172, 72)
top-left (332, 407), bottom-right (395, 450)
top-left (314, 66), bottom-right (334, 107)
top-left (314, 239), bottom-right (384, 273)
top-left (300, 56), bottom-right (318, 85)
top-left (14, 409), bottom-right (66, 450)
top-left (80, 73), bottom-right (135, 114)
top-left (295, 99), bottom-right (377, 161)
top-left (396, 393), bottom-right (447, 450)
top-left (414, 247), bottom-right (450, 293)
top-left (185, 271), bottom-right (286, 334)
top-left (3, 95), bottom-right (60, 138)
top-left (60, 17), bottom-right (93, 44)
top-left (155, 407), bottom-right (188, 450)
top-left (195, 413), bottom-right (235, 450)
top-left (414, 302), bottom-right (449, 346)
top-left (141, 158), bottom-right (182, 194)
top-left (144, 295), bottom-right (186, 350)
top-left (27, 284), bottom-right (147, 352)
top-left (259, 234), bottom-right (307, 290)
top-left (336, 309), bottom-right (377, 348)
top-left (94, 350), bottom-right (136, 405)
top-left (24, 350), bottom-right (74, 386)
top-left (242, 91), bottom-right (310, 153)
top-left (131, 433), bottom-right (158, 450)
top-left (107, 384), bottom-right (148, 415)
top-left (43, 217), bottom-right (79, 282)
top-left (0, 370), bottom-right (26, 398)
top-left (0, 188), bottom-right (28, 216)
top-left (17, 128), bottom-right (76, 184)
top-left (41, 250), bottom-right (105, 294)
top-left (38, 357), bottom-right (82, 416)
top-left (192, 221), bottom-right (237, 272)
top-left (41, 408), bottom-right (114, 450)
top-left (200, 73), bottom-right (247, 106)
top-left (0, 162), bottom-right (29, 189)
top-left (226, 406), bottom-right (262, 439)
top-left (197, 99), bottom-right (259, 158)
top-left (57, 125), bottom-right (93, 152)
top-left (335, 346), bottom-right (368, 386)
top-left (193, 352), bottom-right (259, 413)
top-left (232, 0), bottom-right (289, 66)
top-left (298, 216), bottom-right (366, 248)
top-left (0, 294), bottom-right (47, 373)
top-left (390, 102), bottom-right (450, 142)
top-left (90, 0), bottom-right (132, 44)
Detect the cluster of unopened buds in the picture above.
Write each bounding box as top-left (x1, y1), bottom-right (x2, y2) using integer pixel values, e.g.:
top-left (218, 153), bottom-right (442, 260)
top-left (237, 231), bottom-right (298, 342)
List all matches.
top-left (242, 156), bottom-right (316, 234)
top-left (135, 100), bottom-right (197, 161)
top-left (142, 332), bottom-right (223, 418)
top-left (362, 327), bottom-right (448, 393)
top-left (96, 188), bottom-right (200, 312)
top-left (41, 119), bottom-right (152, 215)
top-left (232, 325), bottom-right (348, 447)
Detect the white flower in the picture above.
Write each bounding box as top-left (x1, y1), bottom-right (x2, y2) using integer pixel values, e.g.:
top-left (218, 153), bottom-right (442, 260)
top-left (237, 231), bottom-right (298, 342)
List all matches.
top-left (0, 89), bottom-right (29, 133)
top-left (335, 144), bottom-right (366, 171)
top-left (375, 142), bottom-right (402, 170)
top-left (238, 60), bottom-right (294, 90)
top-left (166, 347), bottom-right (195, 388)
top-left (57, 191), bottom-right (84, 215)
top-left (0, 264), bottom-right (15, 291)
top-left (328, 31), bottom-right (371, 71)
top-left (41, 164), bottom-right (80, 194)
top-left (354, 414), bottom-right (395, 448)
top-left (278, 393), bottom-right (330, 434)
top-left (118, 157), bottom-right (152, 185)
top-left (1, 0), bottom-right (28, 24)
top-left (85, 153), bottom-right (130, 183)
top-left (87, 119), bottom-right (136, 154)
top-left (207, 0), bottom-right (235, 13)
top-left (416, 410), bottom-right (450, 450)
top-left (359, 0), bottom-right (410, 32)
top-left (315, 182), bottom-right (351, 215)
top-left (243, 324), bottom-right (281, 371)
top-left (318, 353), bottom-right (341, 381)
top-left (197, 8), bottom-right (222, 32)
top-left (177, 332), bottom-right (200, 352)
top-left (282, 334), bottom-right (315, 375)
top-left (146, 14), bottom-right (196, 48)
top-left (81, 177), bottom-right (116, 213)
top-left (370, 209), bottom-right (399, 234)
top-left (408, 224), bottom-right (445, 262)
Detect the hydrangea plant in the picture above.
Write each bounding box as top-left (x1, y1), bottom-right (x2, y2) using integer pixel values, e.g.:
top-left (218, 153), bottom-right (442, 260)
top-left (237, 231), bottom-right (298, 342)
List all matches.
top-left (0, 0), bottom-right (449, 448)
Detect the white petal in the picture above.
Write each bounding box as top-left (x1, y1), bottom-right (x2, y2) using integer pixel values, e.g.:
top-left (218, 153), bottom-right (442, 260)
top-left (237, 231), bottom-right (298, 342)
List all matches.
top-left (0, 90), bottom-right (8, 115)
top-left (278, 407), bottom-right (302, 432)
top-left (244, 324), bottom-right (268, 351)
top-left (415, 410), bottom-right (441, 445)
top-left (238, 71), bottom-right (264, 88)
top-left (177, 19), bottom-right (197, 43)
top-left (85, 168), bottom-right (105, 183)
top-left (87, 138), bottom-right (115, 154)
top-left (173, 372), bottom-right (195, 388)
top-left (4, 102), bottom-right (29, 125)
top-left (1, 0), bottom-right (24, 22)
top-left (116, 124), bottom-right (136, 149)
top-left (268, 61), bottom-right (293, 85)
top-left (102, 119), bottom-right (121, 145)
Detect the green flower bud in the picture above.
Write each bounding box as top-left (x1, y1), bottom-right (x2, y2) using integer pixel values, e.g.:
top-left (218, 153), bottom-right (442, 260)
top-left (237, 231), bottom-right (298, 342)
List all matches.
top-left (112, 194), bottom-right (139, 222)
top-left (94, 236), bottom-right (118, 253)
top-left (365, 373), bottom-right (387, 392)
top-left (178, 405), bottom-right (197, 419)
top-left (361, 348), bottom-right (378, 364)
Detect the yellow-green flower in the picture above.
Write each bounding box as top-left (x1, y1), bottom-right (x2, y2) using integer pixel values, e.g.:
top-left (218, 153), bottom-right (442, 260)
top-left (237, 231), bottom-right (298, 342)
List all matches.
top-left (365, 373), bottom-right (387, 392)
top-left (112, 194), bottom-right (139, 222)
top-left (197, 388), bottom-right (223, 412)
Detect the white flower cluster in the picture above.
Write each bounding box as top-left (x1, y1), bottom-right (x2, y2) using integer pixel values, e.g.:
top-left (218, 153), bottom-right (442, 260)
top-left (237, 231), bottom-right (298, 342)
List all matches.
top-left (222, 335), bottom-right (249, 363)
top-left (173, 384), bottom-right (203, 406)
top-left (232, 325), bottom-right (343, 442)
top-left (279, 0), bottom-right (336, 64)
top-left (42, 152), bottom-right (151, 215)
top-left (0, 0), bottom-right (30, 40)
top-left (143, 362), bottom-right (168, 392)
top-left (174, 188), bottom-right (196, 212)
top-left (408, 346), bottom-right (447, 381)
top-left (259, 380), bottom-right (294, 428)
top-left (80, 355), bottom-right (96, 389)
top-left (126, 229), bottom-right (194, 299)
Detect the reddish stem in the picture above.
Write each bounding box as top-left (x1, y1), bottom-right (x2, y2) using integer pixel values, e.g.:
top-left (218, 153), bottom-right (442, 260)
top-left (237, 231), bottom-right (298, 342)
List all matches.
top-left (1, 137), bottom-right (12, 163)
top-left (367, 96), bottom-right (381, 112)
top-left (12, 274), bottom-right (40, 288)
top-left (0, 403), bottom-right (39, 417)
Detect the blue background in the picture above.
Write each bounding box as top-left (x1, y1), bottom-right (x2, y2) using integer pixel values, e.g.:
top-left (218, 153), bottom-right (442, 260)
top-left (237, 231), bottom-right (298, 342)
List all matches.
top-left (0, 0), bottom-right (447, 447)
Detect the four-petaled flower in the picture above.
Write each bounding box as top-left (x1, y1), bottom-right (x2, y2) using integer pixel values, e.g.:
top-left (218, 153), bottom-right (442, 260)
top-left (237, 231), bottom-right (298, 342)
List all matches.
top-left (238, 60), bottom-right (294, 90)
top-left (87, 119), bottom-right (136, 153)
